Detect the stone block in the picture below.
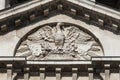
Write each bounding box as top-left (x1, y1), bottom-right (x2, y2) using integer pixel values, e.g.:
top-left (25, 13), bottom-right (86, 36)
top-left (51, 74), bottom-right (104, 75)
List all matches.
top-left (40, 68), bottom-right (45, 80)
top-left (104, 64), bottom-right (110, 68)
top-left (24, 68), bottom-right (29, 80)
top-left (56, 68), bottom-right (61, 72)
top-left (104, 64), bottom-right (110, 80)
top-left (56, 68), bottom-right (61, 80)
top-left (72, 68), bottom-right (78, 80)
top-left (40, 73), bottom-right (45, 80)
top-left (105, 69), bottom-right (110, 80)
top-left (88, 68), bottom-right (93, 80)
top-left (56, 73), bottom-right (61, 80)
top-left (40, 68), bottom-right (45, 71)
top-left (1, 24), bottom-right (7, 31)
top-left (84, 14), bottom-right (90, 21)
top-left (7, 64), bottom-right (13, 80)
top-left (88, 68), bottom-right (93, 71)
top-left (57, 4), bottom-right (63, 10)
top-left (15, 19), bottom-right (21, 26)
top-left (112, 24), bottom-right (118, 31)
top-left (44, 9), bottom-right (49, 16)
top-left (24, 73), bottom-right (29, 80)
top-left (98, 19), bottom-right (104, 26)
top-left (30, 14), bottom-right (35, 21)
top-left (71, 9), bottom-right (76, 16)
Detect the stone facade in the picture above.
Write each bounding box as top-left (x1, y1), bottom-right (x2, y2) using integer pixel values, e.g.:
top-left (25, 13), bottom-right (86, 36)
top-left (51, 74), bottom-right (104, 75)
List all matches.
top-left (15, 22), bottom-right (103, 60)
top-left (0, 0), bottom-right (120, 80)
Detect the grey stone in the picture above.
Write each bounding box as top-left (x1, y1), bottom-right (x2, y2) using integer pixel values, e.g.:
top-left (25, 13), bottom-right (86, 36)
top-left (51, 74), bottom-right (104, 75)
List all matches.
top-left (1, 24), bottom-right (7, 31)
top-left (7, 64), bottom-right (12, 80)
top-left (44, 9), bottom-right (49, 16)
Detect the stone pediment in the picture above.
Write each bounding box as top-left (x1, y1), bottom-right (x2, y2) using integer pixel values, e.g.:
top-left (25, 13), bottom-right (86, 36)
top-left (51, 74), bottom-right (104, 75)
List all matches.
top-left (0, 0), bottom-right (119, 57)
top-left (15, 22), bottom-right (103, 60)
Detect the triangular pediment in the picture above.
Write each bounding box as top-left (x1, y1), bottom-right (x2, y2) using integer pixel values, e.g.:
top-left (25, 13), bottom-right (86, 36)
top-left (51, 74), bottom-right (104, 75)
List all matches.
top-left (0, 0), bottom-right (120, 58)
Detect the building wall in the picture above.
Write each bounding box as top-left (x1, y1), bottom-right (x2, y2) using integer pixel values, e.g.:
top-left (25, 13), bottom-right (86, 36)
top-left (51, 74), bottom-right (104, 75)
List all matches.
top-left (0, 0), bottom-right (120, 80)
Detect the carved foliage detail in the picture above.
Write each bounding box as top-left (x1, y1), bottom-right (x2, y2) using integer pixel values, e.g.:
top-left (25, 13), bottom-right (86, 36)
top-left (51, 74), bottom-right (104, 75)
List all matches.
top-left (16, 23), bottom-right (103, 60)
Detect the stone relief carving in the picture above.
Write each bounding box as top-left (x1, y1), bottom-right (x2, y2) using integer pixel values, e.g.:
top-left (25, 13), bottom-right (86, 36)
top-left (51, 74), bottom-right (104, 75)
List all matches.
top-left (16, 22), bottom-right (103, 60)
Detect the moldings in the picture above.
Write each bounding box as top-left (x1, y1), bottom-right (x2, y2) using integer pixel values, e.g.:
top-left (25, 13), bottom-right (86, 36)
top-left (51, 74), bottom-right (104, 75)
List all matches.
top-left (15, 22), bottom-right (103, 60)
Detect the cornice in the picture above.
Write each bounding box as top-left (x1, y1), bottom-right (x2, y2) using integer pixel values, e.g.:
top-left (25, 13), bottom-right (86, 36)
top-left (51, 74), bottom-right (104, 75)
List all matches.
top-left (0, 0), bottom-right (120, 34)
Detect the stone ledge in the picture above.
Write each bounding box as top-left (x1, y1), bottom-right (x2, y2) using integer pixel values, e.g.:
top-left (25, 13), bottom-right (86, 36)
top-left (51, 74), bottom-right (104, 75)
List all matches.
top-left (0, 57), bottom-right (26, 61)
top-left (0, 0), bottom-right (119, 34)
top-left (0, 0), bottom-right (53, 19)
top-left (0, 0), bottom-right (119, 20)
top-left (92, 57), bottom-right (120, 61)
top-left (67, 0), bottom-right (120, 19)
top-left (27, 61), bottom-right (92, 65)
top-left (0, 56), bottom-right (120, 63)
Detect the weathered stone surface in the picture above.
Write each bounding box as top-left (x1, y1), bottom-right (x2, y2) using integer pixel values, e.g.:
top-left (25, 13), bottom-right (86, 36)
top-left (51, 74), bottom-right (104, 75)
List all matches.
top-left (56, 68), bottom-right (61, 80)
top-left (15, 22), bottom-right (103, 60)
top-left (0, 0), bottom-right (120, 80)
top-left (7, 64), bottom-right (12, 80)
top-left (24, 68), bottom-right (30, 80)
top-left (72, 68), bottom-right (78, 80)
top-left (104, 64), bottom-right (110, 80)
top-left (1, 25), bottom-right (7, 31)
top-left (40, 68), bottom-right (45, 80)
top-left (88, 68), bottom-right (93, 80)
top-left (44, 9), bottom-right (49, 16)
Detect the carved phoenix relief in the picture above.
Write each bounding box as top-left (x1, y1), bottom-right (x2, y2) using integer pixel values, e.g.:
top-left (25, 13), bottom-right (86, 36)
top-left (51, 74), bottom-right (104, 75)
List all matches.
top-left (16, 23), bottom-right (103, 60)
